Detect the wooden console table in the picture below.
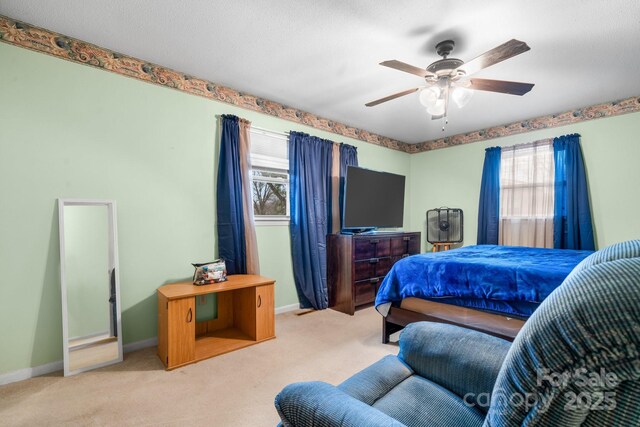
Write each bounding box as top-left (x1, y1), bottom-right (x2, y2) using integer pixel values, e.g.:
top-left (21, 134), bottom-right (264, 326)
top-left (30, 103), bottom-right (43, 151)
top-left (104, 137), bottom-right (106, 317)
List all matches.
top-left (157, 274), bottom-right (275, 370)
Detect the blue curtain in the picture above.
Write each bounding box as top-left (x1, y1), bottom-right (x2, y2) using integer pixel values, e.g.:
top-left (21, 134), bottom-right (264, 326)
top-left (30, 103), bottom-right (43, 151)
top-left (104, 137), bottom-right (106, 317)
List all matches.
top-left (289, 131), bottom-right (334, 309)
top-left (477, 147), bottom-right (501, 244)
top-left (216, 115), bottom-right (246, 274)
top-left (553, 134), bottom-right (595, 250)
top-left (339, 144), bottom-right (358, 230)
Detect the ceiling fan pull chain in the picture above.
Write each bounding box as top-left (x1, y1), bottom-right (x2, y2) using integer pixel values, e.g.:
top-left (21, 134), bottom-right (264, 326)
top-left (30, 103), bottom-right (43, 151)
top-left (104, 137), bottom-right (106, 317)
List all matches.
top-left (442, 89), bottom-right (449, 132)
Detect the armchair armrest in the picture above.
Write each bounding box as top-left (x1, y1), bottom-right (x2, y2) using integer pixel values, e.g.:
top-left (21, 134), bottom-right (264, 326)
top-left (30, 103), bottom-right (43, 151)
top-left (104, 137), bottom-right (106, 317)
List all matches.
top-left (275, 381), bottom-right (406, 427)
top-left (398, 322), bottom-right (511, 410)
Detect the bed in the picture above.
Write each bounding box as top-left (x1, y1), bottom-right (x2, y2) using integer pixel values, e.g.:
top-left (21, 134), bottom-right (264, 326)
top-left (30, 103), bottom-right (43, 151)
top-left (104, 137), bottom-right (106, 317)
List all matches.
top-left (375, 245), bottom-right (593, 342)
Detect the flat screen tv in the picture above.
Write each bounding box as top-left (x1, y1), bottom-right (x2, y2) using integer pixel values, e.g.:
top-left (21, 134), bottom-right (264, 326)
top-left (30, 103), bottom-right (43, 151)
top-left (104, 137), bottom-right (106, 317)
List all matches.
top-left (343, 166), bottom-right (405, 230)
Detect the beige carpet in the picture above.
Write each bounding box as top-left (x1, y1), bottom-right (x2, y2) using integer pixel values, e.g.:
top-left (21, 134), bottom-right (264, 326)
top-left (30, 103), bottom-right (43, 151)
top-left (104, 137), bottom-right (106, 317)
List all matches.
top-left (0, 307), bottom-right (398, 426)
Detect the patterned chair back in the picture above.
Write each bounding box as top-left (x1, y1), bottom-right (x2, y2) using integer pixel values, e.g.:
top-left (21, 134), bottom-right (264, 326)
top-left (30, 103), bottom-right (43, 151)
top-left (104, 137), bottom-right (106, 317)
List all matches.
top-left (485, 240), bottom-right (640, 426)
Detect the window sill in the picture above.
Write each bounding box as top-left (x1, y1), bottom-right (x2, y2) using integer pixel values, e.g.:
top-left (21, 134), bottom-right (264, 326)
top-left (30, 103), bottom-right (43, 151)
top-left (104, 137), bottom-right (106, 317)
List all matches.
top-left (255, 217), bottom-right (290, 226)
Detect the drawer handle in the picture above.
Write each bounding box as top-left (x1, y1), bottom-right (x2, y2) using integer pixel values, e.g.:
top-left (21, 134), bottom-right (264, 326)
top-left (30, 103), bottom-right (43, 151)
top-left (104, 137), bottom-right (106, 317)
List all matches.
top-left (403, 236), bottom-right (411, 241)
top-left (187, 308), bottom-right (193, 323)
top-left (402, 254), bottom-right (410, 258)
top-left (370, 239), bottom-right (380, 244)
top-left (257, 295), bottom-right (262, 308)
top-left (369, 258), bottom-right (379, 264)
top-left (370, 278), bottom-right (380, 284)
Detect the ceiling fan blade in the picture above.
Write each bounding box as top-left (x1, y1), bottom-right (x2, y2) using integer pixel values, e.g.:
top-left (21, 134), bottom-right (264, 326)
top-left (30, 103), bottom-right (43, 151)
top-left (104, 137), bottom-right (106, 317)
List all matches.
top-left (365, 87), bottom-right (421, 107)
top-left (457, 39), bottom-right (530, 76)
top-left (464, 78), bottom-right (534, 96)
top-left (380, 60), bottom-right (434, 78)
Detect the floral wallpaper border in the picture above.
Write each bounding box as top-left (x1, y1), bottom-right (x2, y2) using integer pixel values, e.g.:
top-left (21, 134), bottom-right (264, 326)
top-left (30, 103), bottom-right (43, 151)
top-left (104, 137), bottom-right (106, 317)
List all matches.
top-left (409, 95), bottom-right (640, 153)
top-left (1, 15), bottom-right (639, 154)
top-left (0, 15), bottom-right (407, 152)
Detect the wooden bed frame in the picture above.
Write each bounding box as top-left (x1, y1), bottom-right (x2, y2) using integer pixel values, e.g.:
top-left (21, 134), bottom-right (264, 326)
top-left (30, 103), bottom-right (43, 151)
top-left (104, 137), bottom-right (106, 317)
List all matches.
top-left (382, 304), bottom-right (522, 344)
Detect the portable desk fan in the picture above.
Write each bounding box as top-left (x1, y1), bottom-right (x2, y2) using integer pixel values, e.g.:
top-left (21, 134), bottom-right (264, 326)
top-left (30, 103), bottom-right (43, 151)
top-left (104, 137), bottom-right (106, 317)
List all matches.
top-left (426, 207), bottom-right (463, 248)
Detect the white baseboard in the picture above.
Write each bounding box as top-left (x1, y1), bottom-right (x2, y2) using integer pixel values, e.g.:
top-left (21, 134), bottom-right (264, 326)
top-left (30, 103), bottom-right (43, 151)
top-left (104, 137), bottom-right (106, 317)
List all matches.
top-left (2, 305), bottom-right (299, 386)
top-left (275, 303), bottom-right (299, 315)
top-left (0, 360), bottom-right (64, 386)
top-left (0, 336), bottom-right (159, 387)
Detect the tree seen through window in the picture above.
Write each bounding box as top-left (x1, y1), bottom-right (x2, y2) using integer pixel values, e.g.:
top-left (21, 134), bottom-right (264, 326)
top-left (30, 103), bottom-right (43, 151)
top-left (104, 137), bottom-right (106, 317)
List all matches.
top-left (251, 169), bottom-right (288, 216)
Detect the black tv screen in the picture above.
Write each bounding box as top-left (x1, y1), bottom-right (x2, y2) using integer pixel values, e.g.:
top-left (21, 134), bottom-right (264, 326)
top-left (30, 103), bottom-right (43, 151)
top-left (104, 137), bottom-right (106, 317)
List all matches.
top-left (343, 166), bottom-right (405, 229)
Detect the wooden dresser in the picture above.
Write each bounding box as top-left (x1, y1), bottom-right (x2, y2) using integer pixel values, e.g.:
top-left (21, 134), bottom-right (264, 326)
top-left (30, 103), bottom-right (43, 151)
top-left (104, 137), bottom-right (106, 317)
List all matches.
top-left (157, 274), bottom-right (275, 370)
top-left (327, 232), bottom-right (421, 315)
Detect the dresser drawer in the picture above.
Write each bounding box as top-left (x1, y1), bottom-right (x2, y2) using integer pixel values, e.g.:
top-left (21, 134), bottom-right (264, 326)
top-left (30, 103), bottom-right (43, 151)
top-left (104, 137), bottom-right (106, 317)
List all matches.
top-left (391, 254), bottom-right (412, 265)
top-left (354, 260), bottom-right (373, 282)
top-left (391, 234), bottom-right (421, 256)
top-left (354, 257), bottom-right (393, 281)
top-left (354, 238), bottom-right (391, 260)
top-left (376, 257), bottom-right (393, 278)
top-left (354, 280), bottom-right (378, 305)
top-left (407, 235), bottom-right (420, 254)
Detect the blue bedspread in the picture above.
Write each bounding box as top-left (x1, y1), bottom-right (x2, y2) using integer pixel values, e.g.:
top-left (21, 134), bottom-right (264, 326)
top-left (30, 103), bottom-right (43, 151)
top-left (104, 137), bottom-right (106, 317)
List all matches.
top-left (375, 245), bottom-right (593, 318)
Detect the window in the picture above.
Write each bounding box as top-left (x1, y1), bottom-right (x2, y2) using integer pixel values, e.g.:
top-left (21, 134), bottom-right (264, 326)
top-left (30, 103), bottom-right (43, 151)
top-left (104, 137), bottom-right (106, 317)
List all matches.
top-left (249, 127), bottom-right (289, 224)
top-left (499, 140), bottom-right (554, 248)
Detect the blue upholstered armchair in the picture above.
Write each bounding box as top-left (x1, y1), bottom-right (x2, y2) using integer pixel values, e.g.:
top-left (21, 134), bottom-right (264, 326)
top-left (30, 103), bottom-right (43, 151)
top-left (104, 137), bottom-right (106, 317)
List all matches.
top-left (275, 240), bottom-right (640, 426)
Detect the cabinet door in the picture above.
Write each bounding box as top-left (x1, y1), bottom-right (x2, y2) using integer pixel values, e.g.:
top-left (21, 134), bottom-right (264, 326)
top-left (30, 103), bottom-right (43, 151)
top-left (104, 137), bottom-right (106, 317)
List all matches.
top-left (167, 298), bottom-right (195, 368)
top-left (255, 284), bottom-right (275, 341)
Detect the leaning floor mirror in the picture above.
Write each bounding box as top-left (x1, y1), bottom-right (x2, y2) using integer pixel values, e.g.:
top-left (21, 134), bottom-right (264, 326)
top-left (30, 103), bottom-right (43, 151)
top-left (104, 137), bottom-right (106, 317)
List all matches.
top-left (58, 199), bottom-right (123, 376)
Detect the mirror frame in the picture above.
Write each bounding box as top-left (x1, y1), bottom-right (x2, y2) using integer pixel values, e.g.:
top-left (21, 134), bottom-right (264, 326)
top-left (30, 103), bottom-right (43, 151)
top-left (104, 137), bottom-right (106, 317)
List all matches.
top-left (57, 198), bottom-right (123, 376)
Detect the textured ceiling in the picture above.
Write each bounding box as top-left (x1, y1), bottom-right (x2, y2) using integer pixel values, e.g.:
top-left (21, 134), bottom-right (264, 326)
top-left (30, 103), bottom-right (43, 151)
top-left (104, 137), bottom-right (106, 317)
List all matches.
top-left (1, 1), bottom-right (639, 144)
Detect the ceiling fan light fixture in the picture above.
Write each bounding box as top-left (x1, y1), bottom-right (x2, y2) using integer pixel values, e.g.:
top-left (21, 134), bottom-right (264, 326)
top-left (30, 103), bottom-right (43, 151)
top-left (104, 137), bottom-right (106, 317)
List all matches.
top-left (419, 86), bottom-right (441, 107)
top-left (365, 39), bottom-right (534, 125)
top-left (451, 86), bottom-right (474, 108)
top-left (426, 99), bottom-right (446, 116)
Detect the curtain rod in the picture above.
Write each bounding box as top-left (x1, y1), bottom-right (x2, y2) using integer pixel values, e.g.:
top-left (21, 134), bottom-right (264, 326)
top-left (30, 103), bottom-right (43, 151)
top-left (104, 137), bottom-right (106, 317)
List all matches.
top-left (214, 115), bottom-right (289, 136)
top-left (501, 137), bottom-right (553, 151)
top-left (252, 125), bottom-right (289, 136)
top-left (501, 133), bottom-right (582, 151)
top-left (216, 115), bottom-right (355, 146)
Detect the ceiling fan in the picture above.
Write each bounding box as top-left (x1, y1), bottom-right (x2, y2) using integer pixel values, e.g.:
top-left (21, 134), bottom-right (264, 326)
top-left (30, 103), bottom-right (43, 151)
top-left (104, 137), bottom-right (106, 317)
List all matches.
top-left (365, 39), bottom-right (534, 128)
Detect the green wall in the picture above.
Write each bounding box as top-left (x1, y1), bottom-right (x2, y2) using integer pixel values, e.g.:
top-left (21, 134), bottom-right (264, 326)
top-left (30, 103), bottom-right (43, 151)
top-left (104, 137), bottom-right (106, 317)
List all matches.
top-left (3, 37), bottom-right (636, 375)
top-left (408, 111), bottom-right (640, 251)
top-left (0, 42), bottom-right (411, 374)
